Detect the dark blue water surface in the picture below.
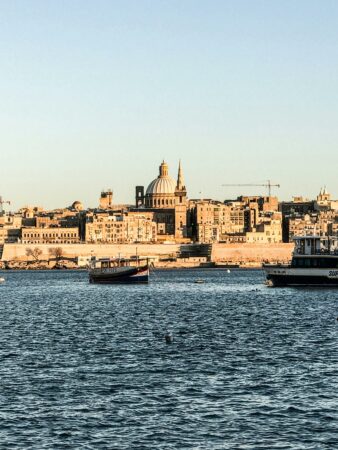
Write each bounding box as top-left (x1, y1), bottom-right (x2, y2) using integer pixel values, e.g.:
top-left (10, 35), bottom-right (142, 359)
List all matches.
top-left (0, 269), bottom-right (337, 449)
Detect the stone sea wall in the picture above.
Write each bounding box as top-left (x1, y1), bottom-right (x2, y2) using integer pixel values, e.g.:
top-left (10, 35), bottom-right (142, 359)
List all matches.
top-left (2, 242), bottom-right (293, 266)
top-left (212, 243), bottom-right (293, 264)
top-left (1, 243), bottom-right (181, 261)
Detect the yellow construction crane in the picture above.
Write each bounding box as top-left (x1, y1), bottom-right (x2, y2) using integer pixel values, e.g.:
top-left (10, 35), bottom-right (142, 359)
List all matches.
top-left (222, 180), bottom-right (280, 197)
top-left (0, 196), bottom-right (10, 214)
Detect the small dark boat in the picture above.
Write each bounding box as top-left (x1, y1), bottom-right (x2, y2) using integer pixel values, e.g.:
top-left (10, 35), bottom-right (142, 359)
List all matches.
top-left (88, 257), bottom-right (149, 284)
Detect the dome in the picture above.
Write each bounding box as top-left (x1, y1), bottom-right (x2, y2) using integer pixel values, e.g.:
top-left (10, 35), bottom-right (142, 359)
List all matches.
top-left (146, 161), bottom-right (177, 195)
top-left (146, 176), bottom-right (176, 195)
top-left (72, 201), bottom-right (84, 211)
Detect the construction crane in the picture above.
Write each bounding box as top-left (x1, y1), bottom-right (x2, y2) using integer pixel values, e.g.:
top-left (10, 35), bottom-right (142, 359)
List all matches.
top-left (222, 180), bottom-right (280, 197)
top-left (0, 196), bottom-right (10, 214)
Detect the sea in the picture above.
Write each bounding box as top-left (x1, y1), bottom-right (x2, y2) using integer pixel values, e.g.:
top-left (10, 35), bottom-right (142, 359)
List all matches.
top-left (0, 269), bottom-right (337, 449)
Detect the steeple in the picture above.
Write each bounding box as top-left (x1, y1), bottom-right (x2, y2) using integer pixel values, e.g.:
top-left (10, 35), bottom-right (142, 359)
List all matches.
top-left (176, 159), bottom-right (185, 190)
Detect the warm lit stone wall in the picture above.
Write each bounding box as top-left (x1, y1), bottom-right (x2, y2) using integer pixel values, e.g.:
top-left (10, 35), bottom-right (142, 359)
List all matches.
top-left (1, 243), bottom-right (181, 261)
top-left (212, 243), bottom-right (293, 264)
top-left (2, 242), bottom-right (294, 264)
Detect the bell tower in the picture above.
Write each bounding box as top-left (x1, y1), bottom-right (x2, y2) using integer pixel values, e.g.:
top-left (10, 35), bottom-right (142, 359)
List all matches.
top-left (174, 160), bottom-right (187, 239)
top-left (135, 186), bottom-right (145, 208)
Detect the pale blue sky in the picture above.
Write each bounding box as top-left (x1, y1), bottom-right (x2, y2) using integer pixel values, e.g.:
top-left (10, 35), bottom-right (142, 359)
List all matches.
top-left (1, 0), bottom-right (337, 209)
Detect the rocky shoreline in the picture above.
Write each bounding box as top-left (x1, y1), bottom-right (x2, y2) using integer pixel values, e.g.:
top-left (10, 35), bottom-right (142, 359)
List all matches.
top-left (0, 260), bottom-right (274, 271)
top-left (0, 260), bottom-right (80, 271)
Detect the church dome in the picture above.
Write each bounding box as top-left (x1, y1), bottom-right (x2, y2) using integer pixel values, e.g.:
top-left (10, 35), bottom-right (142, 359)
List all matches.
top-left (146, 177), bottom-right (176, 195)
top-left (72, 201), bottom-right (84, 211)
top-left (146, 161), bottom-right (176, 195)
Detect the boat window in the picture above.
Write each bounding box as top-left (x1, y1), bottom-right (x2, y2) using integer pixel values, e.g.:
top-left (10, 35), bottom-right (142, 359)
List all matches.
top-left (294, 257), bottom-right (338, 268)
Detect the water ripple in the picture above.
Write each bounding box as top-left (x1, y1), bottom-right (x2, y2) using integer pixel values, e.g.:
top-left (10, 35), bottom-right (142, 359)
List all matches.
top-left (0, 269), bottom-right (337, 449)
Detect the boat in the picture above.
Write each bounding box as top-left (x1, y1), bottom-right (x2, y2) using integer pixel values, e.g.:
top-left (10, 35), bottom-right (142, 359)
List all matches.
top-left (0, 277), bottom-right (5, 284)
top-left (215, 263), bottom-right (239, 268)
top-left (263, 235), bottom-right (338, 287)
top-left (88, 257), bottom-right (149, 284)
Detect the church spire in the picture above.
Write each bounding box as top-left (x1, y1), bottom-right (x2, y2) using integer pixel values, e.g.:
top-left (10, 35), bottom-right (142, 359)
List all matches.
top-left (177, 159), bottom-right (185, 190)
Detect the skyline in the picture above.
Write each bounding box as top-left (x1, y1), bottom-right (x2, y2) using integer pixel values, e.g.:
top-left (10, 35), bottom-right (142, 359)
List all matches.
top-left (1, 156), bottom-right (336, 212)
top-left (1, 0), bottom-right (338, 209)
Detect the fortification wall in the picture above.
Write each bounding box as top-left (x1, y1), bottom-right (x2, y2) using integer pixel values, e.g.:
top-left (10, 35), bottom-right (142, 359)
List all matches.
top-left (2, 242), bottom-right (294, 265)
top-left (212, 243), bottom-right (293, 264)
top-left (1, 243), bottom-right (180, 261)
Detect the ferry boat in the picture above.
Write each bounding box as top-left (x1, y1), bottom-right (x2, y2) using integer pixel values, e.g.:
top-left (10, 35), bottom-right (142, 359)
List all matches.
top-left (88, 257), bottom-right (149, 284)
top-left (264, 235), bottom-right (338, 287)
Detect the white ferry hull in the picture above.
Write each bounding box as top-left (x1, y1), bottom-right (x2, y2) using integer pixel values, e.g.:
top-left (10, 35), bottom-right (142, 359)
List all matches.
top-left (264, 266), bottom-right (338, 287)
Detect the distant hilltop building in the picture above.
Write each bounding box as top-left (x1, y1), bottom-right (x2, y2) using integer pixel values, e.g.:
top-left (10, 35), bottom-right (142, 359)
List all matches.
top-left (317, 187), bottom-right (330, 203)
top-left (71, 201), bottom-right (84, 212)
top-left (280, 187), bottom-right (338, 242)
top-left (135, 160), bottom-right (188, 239)
top-left (315, 186), bottom-right (338, 211)
top-left (136, 160), bottom-right (186, 209)
top-left (99, 189), bottom-right (113, 209)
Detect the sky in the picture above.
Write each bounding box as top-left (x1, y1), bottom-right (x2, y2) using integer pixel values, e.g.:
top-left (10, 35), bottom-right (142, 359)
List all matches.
top-left (1, 0), bottom-right (338, 210)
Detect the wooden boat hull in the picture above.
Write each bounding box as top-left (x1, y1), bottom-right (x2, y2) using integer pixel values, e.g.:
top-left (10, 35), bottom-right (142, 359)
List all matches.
top-left (89, 265), bottom-right (149, 284)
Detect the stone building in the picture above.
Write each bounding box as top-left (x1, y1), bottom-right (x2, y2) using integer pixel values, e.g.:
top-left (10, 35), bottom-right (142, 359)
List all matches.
top-left (135, 160), bottom-right (188, 240)
top-left (281, 189), bottom-right (338, 241)
top-left (287, 211), bottom-right (337, 241)
top-left (99, 190), bottom-right (113, 209)
top-left (246, 217), bottom-right (282, 244)
top-left (239, 195), bottom-right (279, 213)
top-left (280, 197), bottom-right (316, 216)
top-left (21, 227), bottom-right (79, 244)
top-left (329, 219), bottom-right (338, 236)
top-left (190, 198), bottom-right (282, 244)
top-left (85, 211), bottom-right (157, 244)
top-left (0, 214), bottom-right (23, 244)
top-left (0, 227), bottom-right (20, 244)
top-left (315, 187), bottom-right (338, 211)
top-left (191, 200), bottom-right (253, 243)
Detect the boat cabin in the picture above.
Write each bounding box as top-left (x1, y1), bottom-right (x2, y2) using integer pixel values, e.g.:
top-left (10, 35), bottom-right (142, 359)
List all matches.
top-left (90, 257), bottom-right (131, 270)
top-left (293, 236), bottom-right (338, 256)
top-left (89, 256), bottom-right (149, 270)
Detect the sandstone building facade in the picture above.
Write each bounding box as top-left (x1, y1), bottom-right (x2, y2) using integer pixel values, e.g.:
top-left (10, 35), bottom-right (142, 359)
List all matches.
top-left (135, 160), bottom-right (188, 240)
top-left (22, 227), bottom-right (79, 244)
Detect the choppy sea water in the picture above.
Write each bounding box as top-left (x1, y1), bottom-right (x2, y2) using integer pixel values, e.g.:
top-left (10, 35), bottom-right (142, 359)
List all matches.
top-left (0, 269), bottom-right (337, 449)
